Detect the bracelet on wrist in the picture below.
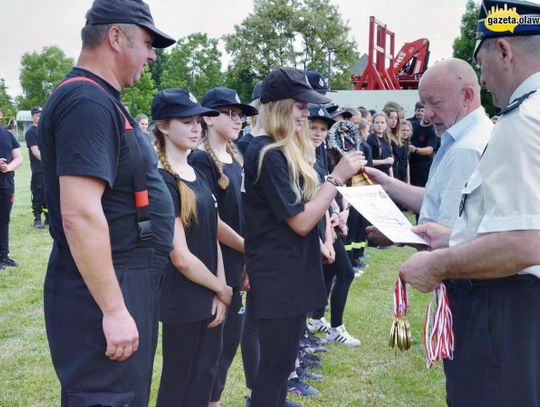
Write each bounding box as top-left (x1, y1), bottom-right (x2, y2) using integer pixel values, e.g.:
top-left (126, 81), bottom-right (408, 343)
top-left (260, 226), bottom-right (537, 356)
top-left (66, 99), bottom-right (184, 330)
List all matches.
top-left (326, 175), bottom-right (344, 187)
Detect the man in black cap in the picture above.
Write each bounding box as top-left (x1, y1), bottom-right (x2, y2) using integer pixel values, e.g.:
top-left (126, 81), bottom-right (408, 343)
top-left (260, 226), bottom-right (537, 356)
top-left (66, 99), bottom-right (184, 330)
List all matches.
top-left (398, 1), bottom-right (540, 405)
top-left (24, 106), bottom-right (47, 229)
top-left (37, 1), bottom-right (175, 405)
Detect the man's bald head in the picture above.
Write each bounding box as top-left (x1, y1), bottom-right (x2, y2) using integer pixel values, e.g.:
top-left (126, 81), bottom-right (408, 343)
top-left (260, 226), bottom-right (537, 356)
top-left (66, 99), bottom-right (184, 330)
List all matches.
top-left (420, 58), bottom-right (480, 96)
top-left (418, 58), bottom-right (482, 134)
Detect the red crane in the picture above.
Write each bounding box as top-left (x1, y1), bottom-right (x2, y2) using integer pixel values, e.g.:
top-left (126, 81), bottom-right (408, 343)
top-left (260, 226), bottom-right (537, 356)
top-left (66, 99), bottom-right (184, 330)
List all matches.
top-left (351, 16), bottom-right (430, 90)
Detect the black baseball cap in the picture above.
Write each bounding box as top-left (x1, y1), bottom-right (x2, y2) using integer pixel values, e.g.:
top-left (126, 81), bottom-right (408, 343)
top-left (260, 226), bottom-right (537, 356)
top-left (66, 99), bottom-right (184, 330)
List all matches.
top-left (251, 81), bottom-right (263, 101)
top-left (308, 104), bottom-right (335, 127)
top-left (151, 89), bottom-right (219, 121)
top-left (474, 0), bottom-right (540, 58)
top-left (260, 68), bottom-right (331, 104)
top-left (85, 0), bottom-right (175, 48)
top-left (31, 106), bottom-right (42, 115)
top-left (306, 70), bottom-right (335, 93)
top-left (201, 87), bottom-right (259, 116)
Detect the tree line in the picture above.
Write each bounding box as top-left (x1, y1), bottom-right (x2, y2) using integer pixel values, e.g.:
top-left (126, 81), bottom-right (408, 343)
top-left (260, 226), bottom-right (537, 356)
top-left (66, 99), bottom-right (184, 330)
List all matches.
top-left (1, 0), bottom-right (493, 123)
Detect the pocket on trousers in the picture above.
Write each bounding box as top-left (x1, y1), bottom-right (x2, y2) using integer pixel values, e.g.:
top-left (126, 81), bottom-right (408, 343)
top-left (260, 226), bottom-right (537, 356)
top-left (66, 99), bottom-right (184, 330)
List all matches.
top-left (66, 391), bottom-right (135, 407)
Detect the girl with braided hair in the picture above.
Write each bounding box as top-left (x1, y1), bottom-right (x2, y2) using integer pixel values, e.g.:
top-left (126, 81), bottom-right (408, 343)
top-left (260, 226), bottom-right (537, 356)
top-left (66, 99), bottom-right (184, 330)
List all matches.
top-left (150, 88), bottom-right (234, 407)
top-left (188, 87), bottom-right (258, 406)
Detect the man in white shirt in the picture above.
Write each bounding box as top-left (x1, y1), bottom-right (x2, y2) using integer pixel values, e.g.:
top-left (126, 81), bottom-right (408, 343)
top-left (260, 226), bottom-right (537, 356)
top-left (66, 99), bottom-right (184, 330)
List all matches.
top-left (400, 1), bottom-right (540, 405)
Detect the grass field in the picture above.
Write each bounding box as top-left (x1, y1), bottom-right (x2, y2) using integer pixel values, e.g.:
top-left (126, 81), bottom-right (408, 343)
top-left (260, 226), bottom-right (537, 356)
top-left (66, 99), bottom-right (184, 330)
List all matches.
top-left (0, 151), bottom-right (446, 406)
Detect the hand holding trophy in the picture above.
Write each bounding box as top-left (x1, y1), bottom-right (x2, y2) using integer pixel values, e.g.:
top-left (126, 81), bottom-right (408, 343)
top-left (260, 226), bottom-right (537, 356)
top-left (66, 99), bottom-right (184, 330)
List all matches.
top-left (328, 120), bottom-right (372, 186)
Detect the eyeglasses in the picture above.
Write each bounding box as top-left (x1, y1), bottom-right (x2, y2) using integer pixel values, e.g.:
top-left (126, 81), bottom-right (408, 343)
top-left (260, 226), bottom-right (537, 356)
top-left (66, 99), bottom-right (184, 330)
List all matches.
top-left (217, 109), bottom-right (246, 122)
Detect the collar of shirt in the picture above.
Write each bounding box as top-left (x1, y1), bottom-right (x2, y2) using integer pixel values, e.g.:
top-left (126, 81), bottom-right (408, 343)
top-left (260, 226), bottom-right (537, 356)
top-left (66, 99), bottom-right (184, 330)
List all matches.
top-left (509, 72), bottom-right (540, 104)
top-left (444, 107), bottom-right (487, 144)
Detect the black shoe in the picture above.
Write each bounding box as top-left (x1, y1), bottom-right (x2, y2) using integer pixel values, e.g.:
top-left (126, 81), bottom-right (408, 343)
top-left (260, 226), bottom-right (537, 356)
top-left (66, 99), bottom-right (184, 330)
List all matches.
top-left (33, 219), bottom-right (45, 229)
top-left (0, 256), bottom-right (18, 267)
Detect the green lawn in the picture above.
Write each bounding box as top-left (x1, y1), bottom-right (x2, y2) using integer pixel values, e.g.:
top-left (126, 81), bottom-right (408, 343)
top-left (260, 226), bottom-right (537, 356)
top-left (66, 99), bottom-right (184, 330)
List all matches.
top-left (0, 151), bottom-right (445, 406)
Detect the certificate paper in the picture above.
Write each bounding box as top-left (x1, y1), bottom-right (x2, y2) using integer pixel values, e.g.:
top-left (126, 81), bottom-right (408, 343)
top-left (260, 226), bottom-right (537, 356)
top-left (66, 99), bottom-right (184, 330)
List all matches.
top-left (337, 185), bottom-right (428, 245)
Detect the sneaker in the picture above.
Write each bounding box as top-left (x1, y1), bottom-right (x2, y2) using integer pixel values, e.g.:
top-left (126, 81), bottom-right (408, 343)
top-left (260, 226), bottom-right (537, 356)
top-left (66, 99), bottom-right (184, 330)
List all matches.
top-left (287, 377), bottom-right (321, 397)
top-left (354, 269), bottom-right (364, 278)
top-left (307, 317), bottom-right (331, 334)
top-left (296, 367), bottom-right (324, 381)
top-left (0, 256), bottom-right (18, 267)
top-left (326, 325), bottom-right (361, 347)
top-left (33, 218), bottom-right (45, 229)
top-left (305, 330), bottom-right (328, 345)
top-left (352, 259), bottom-right (369, 269)
top-left (245, 395), bottom-right (251, 407)
top-left (298, 351), bottom-right (322, 370)
top-left (299, 339), bottom-right (327, 353)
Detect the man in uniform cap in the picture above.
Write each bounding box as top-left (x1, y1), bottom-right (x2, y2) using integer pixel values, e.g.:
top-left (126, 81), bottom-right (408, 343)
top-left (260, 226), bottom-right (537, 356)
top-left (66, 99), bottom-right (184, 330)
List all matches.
top-left (24, 106), bottom-right (48, 229)
top-left (398, 1), bottom-right (540, 405)
top-left (37, 0), bottom-right (175, 405)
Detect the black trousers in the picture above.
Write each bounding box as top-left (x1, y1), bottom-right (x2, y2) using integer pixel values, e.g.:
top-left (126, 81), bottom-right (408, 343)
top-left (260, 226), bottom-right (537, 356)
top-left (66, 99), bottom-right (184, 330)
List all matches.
top-left (241, 293), bottom-right (259, 391)
top-left (444, 275), bottom-right (540, 407)
top-left (44, 246), bottom-right (168, 407)
top-left (30, 171), bottom-right (46, 218)
top-left (210, 288), bottom-right (244, 402)
top-left (157, 318), bottom-right (223, 407)
top-left (0, 189), bottom-right (14, 256)
top-left (313, 239), bottom-right (355, 327)
top-left (251, 314), bottom-right (306, 407)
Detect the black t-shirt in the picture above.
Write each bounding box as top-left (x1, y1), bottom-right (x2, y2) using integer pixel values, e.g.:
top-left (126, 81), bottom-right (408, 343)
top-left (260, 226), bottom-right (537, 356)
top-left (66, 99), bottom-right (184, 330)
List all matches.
top-left (24, 126), bottom-right (42, 173)
top-left (367, 133), bottom-right (392, 174)
top-left (237, 132), bottom-right (254, 157)
top-left (360, 141), bottom-right (374, 167)
top-left (0, 128), bottom-right (20, 190)
top-left (410, 121), bottom-right (438, 164)
top-left (314, 144), bottom-right (328, 239)
top-left (189, 149), bottom-right (245, 288)
top-left (159, 169), bottom-right (218, 324)
top-left (38, 67), bottom-right (174, 256)
top-left (244, 136), bottom-right (326, 319)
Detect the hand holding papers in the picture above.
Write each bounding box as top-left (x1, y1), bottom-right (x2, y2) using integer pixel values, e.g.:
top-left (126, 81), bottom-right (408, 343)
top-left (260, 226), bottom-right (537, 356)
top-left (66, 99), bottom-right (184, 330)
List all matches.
top-left (337, 185), bottom-right (428, 245)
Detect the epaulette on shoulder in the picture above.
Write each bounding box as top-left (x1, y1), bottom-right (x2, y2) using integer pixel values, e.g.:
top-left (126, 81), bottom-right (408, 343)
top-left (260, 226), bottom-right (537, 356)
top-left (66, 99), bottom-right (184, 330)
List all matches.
top-left (499, 90), bottom-right (537, 116)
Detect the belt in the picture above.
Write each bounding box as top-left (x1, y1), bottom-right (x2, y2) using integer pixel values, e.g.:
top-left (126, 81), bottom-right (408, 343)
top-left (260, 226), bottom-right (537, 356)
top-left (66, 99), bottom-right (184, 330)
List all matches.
top-left (445, 274), bottom-right (539, 290)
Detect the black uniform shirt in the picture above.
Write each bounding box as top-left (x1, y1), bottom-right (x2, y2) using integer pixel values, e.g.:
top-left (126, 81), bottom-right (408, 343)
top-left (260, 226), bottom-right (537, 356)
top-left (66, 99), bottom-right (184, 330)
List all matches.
top-left (360, 141), bottom-right (374, 168)
top-left (0, 128), bottom-right (20, 191)
top-left (367, 133), bottom-right (392, 172)
top-left (410, 121), bottom-right (438, 163)
top-left (189, 149), bottom-right (245, 288)
top-left (237, 132), bottom-right (254, 157)
top-left (244, 136), bottom-right (326, 319)
top-left (314, 144), bottom-right (328, 239)
top-left (159, 169), bottom-right (218, 324)
top-left (38, 67), bottom-right (174, 255)
top-left (24, 126), bottom-right (42, 173)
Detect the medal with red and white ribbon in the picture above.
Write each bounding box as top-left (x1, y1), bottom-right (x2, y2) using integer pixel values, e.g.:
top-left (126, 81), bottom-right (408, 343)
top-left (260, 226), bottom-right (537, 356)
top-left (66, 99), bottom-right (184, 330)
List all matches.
top-left (423, 283), bottom-right (454, 368)
top-left (389, 274), bottom-right (411, 350)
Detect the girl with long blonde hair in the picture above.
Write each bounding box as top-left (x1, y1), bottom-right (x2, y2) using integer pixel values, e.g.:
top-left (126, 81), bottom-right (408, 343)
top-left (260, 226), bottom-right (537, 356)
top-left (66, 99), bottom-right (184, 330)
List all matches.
top-left (243, 68), bottom-right (364, 406)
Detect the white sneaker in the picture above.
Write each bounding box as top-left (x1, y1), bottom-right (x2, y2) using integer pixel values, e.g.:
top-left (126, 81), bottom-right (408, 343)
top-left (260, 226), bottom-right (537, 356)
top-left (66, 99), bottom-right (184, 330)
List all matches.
top-left (326, 325), bottom-right (361, 347)
top-left (307, 317), bottom-right (331, 334)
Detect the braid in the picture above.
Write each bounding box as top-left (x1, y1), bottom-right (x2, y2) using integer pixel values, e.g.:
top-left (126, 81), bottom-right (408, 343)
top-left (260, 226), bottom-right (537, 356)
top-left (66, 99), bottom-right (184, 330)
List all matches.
top-left (154, 125), bottom-right (198, 228)
top-left (226, 141), bottom-right (243, 166)
top-left (201, 131), bottom-right (229, 190)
